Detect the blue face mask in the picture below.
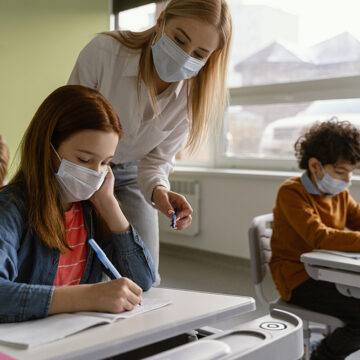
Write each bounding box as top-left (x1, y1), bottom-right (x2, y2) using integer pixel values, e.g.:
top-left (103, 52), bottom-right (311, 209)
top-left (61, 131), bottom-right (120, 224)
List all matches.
top-left (315, 163), bottom-right (351, 196)
top-left (151, 22), bottom-right (205, 82)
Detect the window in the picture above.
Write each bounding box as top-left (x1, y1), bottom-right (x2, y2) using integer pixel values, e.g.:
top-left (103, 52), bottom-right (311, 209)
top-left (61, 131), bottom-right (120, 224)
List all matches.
top-left (227, 0), bottom-right (360, 88)
top-left (113, 0), bottom-right (360, 170)
top-left (117, 4), bottom-right (158, 31)
top-left (222, 0), bottom-right (360, 169)
top-left (225, 99), bottom-right (360, 159)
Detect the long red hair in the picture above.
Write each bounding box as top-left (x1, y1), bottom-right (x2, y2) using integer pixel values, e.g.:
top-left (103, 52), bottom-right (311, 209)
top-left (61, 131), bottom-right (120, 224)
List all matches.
top-left (10, 85), bottom-right (122, 252)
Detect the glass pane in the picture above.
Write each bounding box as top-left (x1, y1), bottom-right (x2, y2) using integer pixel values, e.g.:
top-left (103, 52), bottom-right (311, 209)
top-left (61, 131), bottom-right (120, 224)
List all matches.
top-left (227, 0), bottom-right (360, 87)
top-left (118, 3), bottom-right (158, 31)
top-left (224, 99), bottom-right (360, 159)
top-left (176, 137), bottom-right (210, 163)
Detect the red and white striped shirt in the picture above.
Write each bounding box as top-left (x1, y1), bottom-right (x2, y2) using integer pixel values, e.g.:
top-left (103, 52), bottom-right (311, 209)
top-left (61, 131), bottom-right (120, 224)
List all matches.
top-left (54, 203), bottom-right (87, 286)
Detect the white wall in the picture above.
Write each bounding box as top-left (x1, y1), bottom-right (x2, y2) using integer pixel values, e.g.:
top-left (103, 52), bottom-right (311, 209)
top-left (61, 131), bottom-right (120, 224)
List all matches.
top-left (160, 169), bottom-right (360, 259)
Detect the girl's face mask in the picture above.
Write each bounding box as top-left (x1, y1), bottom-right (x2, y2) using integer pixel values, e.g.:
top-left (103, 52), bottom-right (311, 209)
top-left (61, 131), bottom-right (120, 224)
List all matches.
top-left (51, 144), bottom-right (107, 203)
top-left (151, 22), bottom-right (205, 83)
top-left (315, 162), bottom-right (351, 196)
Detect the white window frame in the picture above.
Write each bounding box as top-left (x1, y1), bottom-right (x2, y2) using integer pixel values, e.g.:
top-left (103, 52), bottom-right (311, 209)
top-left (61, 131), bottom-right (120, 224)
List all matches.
top-left (213, 75), bottom-right (360, 171)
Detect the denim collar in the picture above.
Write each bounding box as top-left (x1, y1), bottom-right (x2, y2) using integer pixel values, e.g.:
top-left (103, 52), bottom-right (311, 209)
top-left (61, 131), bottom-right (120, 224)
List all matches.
top-left (300, 172), bottom-right (334, 197)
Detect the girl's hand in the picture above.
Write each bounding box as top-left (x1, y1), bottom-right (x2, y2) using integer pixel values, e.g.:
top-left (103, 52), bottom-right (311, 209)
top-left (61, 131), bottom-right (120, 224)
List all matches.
top-left (91, 278), bottom-right (143, 313)
top-left (89, 166), bottom-right (130, 232)
top-left (49, 277), bottom-right (142, 314)
top-left (152, 186), bottom-right (193, 230)
top-left (90, 166), bottom-right (115, 206)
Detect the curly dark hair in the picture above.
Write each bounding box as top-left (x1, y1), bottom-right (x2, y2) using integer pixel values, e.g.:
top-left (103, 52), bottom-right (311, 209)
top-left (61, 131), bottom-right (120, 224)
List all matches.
top-left (294, 118), bottom-right (360, 170)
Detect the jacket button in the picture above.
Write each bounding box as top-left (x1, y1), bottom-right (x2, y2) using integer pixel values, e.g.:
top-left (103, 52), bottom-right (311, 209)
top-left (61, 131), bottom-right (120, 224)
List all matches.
top-left (53, 258), bottom-right (58, 265)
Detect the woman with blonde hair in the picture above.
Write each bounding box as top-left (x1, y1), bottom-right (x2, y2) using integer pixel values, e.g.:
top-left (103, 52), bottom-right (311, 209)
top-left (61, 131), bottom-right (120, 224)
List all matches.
top-left (68, 0), bottom-right (232, 281)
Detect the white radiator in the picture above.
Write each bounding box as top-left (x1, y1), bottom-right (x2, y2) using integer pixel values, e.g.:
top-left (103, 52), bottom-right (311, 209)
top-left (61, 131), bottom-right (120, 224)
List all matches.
top-left (158, 179), bottom-right (200, 236)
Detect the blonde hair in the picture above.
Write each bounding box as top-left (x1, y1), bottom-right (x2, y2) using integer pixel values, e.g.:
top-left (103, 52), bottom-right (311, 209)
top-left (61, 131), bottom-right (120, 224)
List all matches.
top-left (0, 135), bottom-right (9, 186)
top-left (105, 0), bottom-right (232, 151)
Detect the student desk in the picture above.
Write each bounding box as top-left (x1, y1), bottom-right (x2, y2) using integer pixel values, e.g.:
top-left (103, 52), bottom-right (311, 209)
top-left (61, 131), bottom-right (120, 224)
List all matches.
top-left (0, 287), bottom-right (255, 360)
top-left (301, 251), bottom-right (360, 298)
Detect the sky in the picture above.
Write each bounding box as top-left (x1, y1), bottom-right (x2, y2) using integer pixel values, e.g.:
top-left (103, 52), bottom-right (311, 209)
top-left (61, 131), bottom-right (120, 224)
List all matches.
top-left (243, 0), bottom-right (360, 47)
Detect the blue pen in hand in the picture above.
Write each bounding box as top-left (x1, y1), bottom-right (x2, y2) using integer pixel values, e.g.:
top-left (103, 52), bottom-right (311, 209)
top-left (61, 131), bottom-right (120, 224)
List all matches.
top-left (88, 238), bottom-right (122, 279)
top-left (171, 209), bottom-right (177, 229)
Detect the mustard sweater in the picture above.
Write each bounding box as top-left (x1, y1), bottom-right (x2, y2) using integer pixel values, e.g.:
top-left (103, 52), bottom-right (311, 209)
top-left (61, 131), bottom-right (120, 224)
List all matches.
top-left (269, 176), bottom-right (360, 301)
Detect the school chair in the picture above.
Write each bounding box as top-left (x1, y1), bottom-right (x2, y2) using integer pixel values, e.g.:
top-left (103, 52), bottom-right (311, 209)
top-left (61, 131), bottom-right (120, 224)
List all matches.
top-left (248, 213), bottom-right (344, 360)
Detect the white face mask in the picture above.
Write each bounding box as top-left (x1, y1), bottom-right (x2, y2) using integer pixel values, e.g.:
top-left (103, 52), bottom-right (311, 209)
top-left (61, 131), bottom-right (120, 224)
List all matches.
top-left (151, 22), bottom-right (205, 82)
top-left (315, 163), bottom-right (351, 196)
top-left (52, 144), bottom-right (108, 203)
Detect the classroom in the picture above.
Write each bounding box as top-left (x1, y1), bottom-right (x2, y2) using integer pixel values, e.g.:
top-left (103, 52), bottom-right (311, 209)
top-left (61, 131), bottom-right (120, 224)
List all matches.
top-left (1, 1), bottom-right (360, 359)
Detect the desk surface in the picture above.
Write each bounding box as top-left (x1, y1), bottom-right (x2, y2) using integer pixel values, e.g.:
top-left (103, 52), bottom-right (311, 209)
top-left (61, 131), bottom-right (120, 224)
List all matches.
top-left (0, 287), bottom-right (255, 360)
top-left (301, 251), bottom-right (360, 273)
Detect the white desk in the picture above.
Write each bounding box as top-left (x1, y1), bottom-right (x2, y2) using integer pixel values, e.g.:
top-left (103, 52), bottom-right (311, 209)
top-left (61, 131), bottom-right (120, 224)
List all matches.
top-left (145, 309), bottom-right (304, 360)
top-left (301, 251), bottom-right (360, 298)
top-left (0, 287), bottom-right (255, 360)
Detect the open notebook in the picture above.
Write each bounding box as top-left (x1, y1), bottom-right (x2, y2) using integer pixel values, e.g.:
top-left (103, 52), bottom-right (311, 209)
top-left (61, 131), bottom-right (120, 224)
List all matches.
top-left (0, 298), bottom-right (171, 349)
top-left (314, 249), bottom-right (360, 259)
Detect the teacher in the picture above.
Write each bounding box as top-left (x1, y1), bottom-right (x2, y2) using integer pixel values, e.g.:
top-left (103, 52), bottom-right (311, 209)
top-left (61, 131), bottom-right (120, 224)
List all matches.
top-left (68, 0), bottom-right (232, 282)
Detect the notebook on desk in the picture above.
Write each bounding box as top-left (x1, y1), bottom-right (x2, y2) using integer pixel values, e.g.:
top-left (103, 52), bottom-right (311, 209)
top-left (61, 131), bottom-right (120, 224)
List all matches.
top-left (314, 249), bottom-right (360, 259)
top-left (0, 298), bottom-right (171, 350)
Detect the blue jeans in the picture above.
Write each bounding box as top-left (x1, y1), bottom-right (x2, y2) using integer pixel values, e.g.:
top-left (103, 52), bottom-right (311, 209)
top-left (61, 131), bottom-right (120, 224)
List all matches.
top-left (111, 162), bottom-right (160, 284)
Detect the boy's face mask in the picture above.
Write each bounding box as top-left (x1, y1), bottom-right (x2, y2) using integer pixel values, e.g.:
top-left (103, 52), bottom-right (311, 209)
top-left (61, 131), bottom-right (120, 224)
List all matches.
top-left (151, 21), bottom-right (205, 82)
top-left (315, 162), bottom-right (351, 196)
top-left (51, 144), bottom-right (107, 203)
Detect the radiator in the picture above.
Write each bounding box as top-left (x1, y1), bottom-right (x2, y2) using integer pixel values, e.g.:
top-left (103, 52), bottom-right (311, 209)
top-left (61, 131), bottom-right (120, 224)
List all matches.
top-left (158, 179), bottom-right (200, 236)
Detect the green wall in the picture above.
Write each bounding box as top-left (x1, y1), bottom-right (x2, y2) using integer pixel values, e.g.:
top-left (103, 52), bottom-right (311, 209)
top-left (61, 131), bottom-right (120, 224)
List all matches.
top-left (0, 0), bottom-right (109, 176)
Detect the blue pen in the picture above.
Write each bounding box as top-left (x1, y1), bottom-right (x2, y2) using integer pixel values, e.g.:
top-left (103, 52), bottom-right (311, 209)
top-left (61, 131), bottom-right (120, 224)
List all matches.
top-left (171, 209), bottom-right (177, 229)
top-left (88, 238), bottom-right (122, 279)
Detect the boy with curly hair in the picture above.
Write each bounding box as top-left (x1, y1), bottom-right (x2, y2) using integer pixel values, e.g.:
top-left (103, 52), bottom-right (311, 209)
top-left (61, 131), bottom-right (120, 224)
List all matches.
top-left (270, 119), bottom-right (360, 360)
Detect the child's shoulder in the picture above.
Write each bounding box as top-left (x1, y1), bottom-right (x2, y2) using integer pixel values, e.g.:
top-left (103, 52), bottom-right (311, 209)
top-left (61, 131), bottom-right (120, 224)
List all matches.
top-left (280, 176), bottom-right (302, 190)
top-left (278, 176), bottom-right (308, 197)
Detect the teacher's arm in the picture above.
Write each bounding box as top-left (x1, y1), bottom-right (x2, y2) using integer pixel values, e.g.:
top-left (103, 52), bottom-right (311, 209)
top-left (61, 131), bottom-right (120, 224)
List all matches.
top-left (138, 119), bottom-right (193, 230)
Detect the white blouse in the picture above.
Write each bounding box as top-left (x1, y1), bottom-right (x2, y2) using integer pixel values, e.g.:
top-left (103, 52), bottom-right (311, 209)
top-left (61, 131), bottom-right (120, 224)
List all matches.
top-left (68, 33), bottom-right (189, 203)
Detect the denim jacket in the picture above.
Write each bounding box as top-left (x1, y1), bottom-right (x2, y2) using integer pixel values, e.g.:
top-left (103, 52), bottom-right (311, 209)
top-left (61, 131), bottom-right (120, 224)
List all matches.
top-left (0, 184), bottom-right (155, 323)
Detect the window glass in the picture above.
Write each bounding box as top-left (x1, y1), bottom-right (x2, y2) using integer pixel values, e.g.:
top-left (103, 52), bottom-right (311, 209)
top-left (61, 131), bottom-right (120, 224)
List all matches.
top-left (176, 138), bottom-right (210, 163)
top-left (224, 99), bottom-right (360, 159)
top-left (118, 3), bottom-right (158, 31)
top-left (227, 0), bottom-right (360, 87)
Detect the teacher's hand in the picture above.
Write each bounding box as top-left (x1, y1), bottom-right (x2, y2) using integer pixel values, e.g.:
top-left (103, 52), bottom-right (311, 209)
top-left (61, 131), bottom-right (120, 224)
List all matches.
top-left (152, 186), bottom-right (193, 230)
